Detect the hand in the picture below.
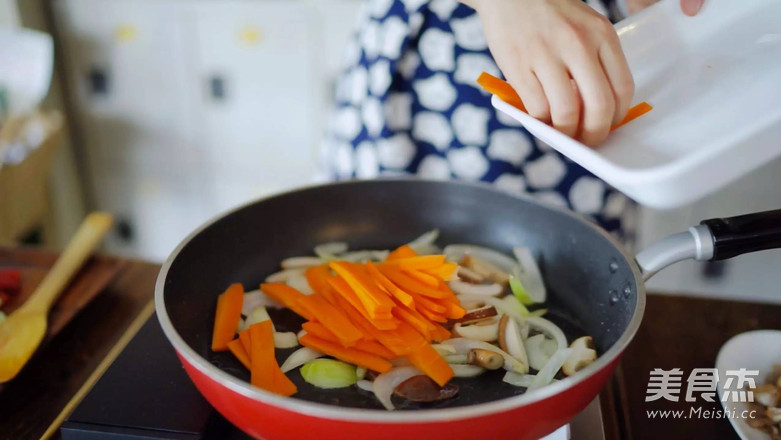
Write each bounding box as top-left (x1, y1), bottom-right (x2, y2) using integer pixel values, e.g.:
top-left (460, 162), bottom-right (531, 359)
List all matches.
top-left (627, 0), bottom-right (705, 16)
top-left (466, 0), bottom-right (634, 146)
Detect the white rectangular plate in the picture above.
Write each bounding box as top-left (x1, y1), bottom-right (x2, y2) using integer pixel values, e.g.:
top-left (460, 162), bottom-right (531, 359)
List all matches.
top-left (491, 0), bottom-right (781, 209)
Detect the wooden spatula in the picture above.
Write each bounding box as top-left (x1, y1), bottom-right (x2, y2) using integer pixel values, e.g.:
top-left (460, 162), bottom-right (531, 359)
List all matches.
top-left (0, 212), bottom-right (113, 382)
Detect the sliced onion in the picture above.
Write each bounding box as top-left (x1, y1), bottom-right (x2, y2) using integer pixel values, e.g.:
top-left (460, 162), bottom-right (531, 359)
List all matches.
top-left (265, 268), bottom-right (306, 283)
top-left (443, 338), bottom-right (526, 373)
top-left (512, 247), bottom-right (547, 303)
top-left (245, 306), bottom-right (272, 327)
top-left (431, 343), bottom-right (456, 356)
top-left (340, 250), bottom-right (390, 262)
top-left (526, 316), bottom-right (568, 350)
top-left (280, 256), bottom-right (322, 269)
top-left (443, 244), bottom-right (518, 273)
top-left (457, 294), bottom-right (525, 322)
top-left (273, 331), bottom-right (299, 349)
top-left (280, 347), bottom-right (323, 373)
top-left (242, 290), bottom-right (283, 315)
top-left (528, 348), bottom-right (572, 390)
top-left (541, 337), bottom-right (558, 357)
top-left (356, 366), bottom-right (367, 381)
top-left (449, 280), bottom-right (503, 296)
top-left (501, 295), bottom-right (530, 317)
top-left (314, 242), bottom-right (348, 260)
top-left (407, 229), bottom-right (439, 254)
top-left (503, 371), bottom-right (536, 388)
top-left (444, 354), bottom-right (469, 364)
top-left (525, 334), bottom-right (552, 371)
top-left (286, 273), bottom-right (314, 295)
top-left (372, 367), bottom-right (424, 410)
top-left (297, 329), bottom-right (307, 339)
top-left (410, 244), bottom-right (441, 255)
top-left (451, 364), bottom-right (485, 377)
top-left (453, 319), bottom-right (499, 342)
top-left (356, 379), bottom-right (374, 392)
top-left (529, 308), bottom-right (548, 318)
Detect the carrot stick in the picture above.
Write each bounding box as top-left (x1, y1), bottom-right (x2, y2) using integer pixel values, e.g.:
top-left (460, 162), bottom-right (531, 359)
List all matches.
top-left (302, 322), bottom-right (395, 359)
top-left (386, 244), bottom-right (418, 260)
top-left (273, 368), bottom-right (298, 397)
top-left (406, 343), bottom-right (454, 387)
top-left (331, 294), bottom-right (383, 343)
top-left (412, 293), bottom-right (447, 314)
top-left (429, 323), bottom-right (452, 342)
top-left (477, 72), bottom-right (652, 131)
top-left (260, 283), bottom-right (313, 320)
top-left (330, 262), bottom-right (395, 318)
top-left (402, 269), bottom-right (440, 287)
top-left (249, 321), bottom-right (276, 391)
top-left (211, 283), bottom-right (244, 351)
top-left (239, 328), bottom-right (252, 354)
top-left (227, 338), bottom-right (251, 369)
top-left (329, 276), bottom-right (393, 323)
top-left (380, 255), bottom-right (446, 270)
top-left (391, 304), bottom-right (435, 339)
top-left (299, 333), bottom-right (393, 373)
top-left (416, 305), bottom-right (448, 323)
top-left (378, 266), bottom-right (450, 299)
top-left (366, 262), bottom-right (415, 308)
top-left (306, 265), bottom-right (338, 304)
top-left (296, 294), bottom-right (363, 347)
top-left (421, 262), bottom-right (458, 280)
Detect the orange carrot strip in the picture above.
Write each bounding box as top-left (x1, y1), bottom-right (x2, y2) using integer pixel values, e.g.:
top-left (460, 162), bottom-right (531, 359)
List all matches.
top-left (260, 283), bottom-right (313, 320)
top-left (371, 318), bottom-right (400, 330)
top-left (412, 293), bottom-right (447, 314)
top-left (273, 367), bottom-right (298, 397)
top-left (366, 261), bottom-right (415, 308)
top-left (299, 334), bottom-right (392, 373)
top-left (239, 330), bottom-right (250, 355)
top-left (331, 294), bottom-right (381, 342)
top-left (380, 255), bottom-right (447, 270)
top-left (443, 301), bottom-right (466, 319)
top-left (297, 294), bottom-right (363, 347)
top-left (429, 323), bottom-right (452, 342)
top-left (306, 266), bottom-right (338, 304)
top-left (227, 338), bottom-right (251, 369)
top-left (211, 283), bottom-right (244, 351)
top-left (249, 321), bottom-right (276, 391)
top-left (477, 72), bottom-right (652, 131)
top-left (406, 343), bottom-right (454, 387)
top-left (421, 262), bottom-right (458, 280)
top-left (416, 305), bottom-right (448, 323)
top-left (353, 339), bottom-right (396, 360)
top-left (403, 269), bottom-right (440, 287)
top-left (612, 101), bottom-right (653, 129)
top-left (392, 304), bottom-right (434, 339)
top-left (386, 244), bottom-right (418, 261)
top-left (330, 262), bottom-right (395, 318)
top-left (305, 321), bottom-right (395, 359)
top-left (379, 266), bottom-right (450, 299)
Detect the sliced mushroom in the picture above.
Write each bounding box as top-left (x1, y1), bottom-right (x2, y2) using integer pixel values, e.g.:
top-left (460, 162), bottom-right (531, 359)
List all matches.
top-left (497, 315), bottom-right (530, 371)
top-left (457, 266), bottom-right (486, 283)
top-left (453, 317), bottom-right (499, 342)
top-left (394, 375), bottom-right (459, 403)
top-left (468, 348), bottom-right (503, 370)
top-left (455, 305), bottom-right (498, 325)
top-left (561, 336), bottom-right (598, 376)
top-left (753, 384), bottom-right (780, 408)
top-left (460, 255), bottom-right (510, 284)
top-left (449, 280), bottom-right (504, 297)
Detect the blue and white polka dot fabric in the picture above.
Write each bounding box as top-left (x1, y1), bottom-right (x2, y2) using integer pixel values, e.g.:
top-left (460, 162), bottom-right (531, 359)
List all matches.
top-left (323, 0), bottom-right (634, 239)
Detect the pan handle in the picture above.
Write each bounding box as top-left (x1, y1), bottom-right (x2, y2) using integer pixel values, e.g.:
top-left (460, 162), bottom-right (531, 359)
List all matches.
top-left (635, 209), bottom-right (781, 280)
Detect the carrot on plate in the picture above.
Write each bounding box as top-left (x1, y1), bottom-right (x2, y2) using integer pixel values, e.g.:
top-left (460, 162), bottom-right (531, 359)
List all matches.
top-left (299, 333), bottom-right (393, 373)
top-left (211, 283), bottom-right (244, 351)
top-left (227, 338), bottom-right (251, 369)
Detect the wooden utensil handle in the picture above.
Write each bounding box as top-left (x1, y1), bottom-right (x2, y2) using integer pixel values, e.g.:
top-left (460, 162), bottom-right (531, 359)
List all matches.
top-left (23, 213), bottom-right (114, 314)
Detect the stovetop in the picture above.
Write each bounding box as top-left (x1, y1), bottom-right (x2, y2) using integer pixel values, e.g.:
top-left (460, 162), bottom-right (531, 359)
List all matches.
top-left (60, 315), bottom-right (605, 440)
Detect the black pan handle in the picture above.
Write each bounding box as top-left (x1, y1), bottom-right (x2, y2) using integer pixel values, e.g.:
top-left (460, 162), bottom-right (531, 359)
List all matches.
top-left (635, 209), bottom-right (781, 280)
top-left (701, 209), bottom-right (781, 261)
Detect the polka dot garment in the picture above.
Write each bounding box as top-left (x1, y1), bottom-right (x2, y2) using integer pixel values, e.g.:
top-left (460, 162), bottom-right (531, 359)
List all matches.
top-left (322, 0), bottom-right (634, 240)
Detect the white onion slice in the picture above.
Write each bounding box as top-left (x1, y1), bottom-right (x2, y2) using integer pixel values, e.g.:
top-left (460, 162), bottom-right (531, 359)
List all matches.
top-left (541, 338), bottom-right (558, 357)
top-left (526, 316), bottom-right (568, 350)
top-left (265, 268), bottom-right (306, 283)
top-left (443, 338), bottom-right (526, 373)
top-left (314, 242), bottom-right (348, 260)
top-left (431, 343), bottom-right (456, 356)
top-left (340, 250), bottom-right (390, 262)
top-left (355, 379), bottom-right (374, 392)
top-left (525, 334), bottom-right (552, 371)
top-left (407, 229), bottom-right (439, 254)
top-left (453, 320), bottom-right (499, 342)
top-left (448, 281), bottom-right (503, 297)
top-left (443, 244), bottom-right (518, 273)
top-left (372, 367), bottom-right (424, 410)
top-left (242, 290), bottom-right (283, 315)
top-left (280, 347), bottom-right (323, 373)
top-left (286, 274), bottom-right (314, 295)
top-left (451, 364), bottom-right (486, 377)
top-left (273, 331), bottom-right (299, 349)
top-left (297, 329), bottom-right (307, 339)
top-left (281, 256), bottom-right (322, 269)
top-left (502, 371), bottom-right (536, 388)
top-left (512, 247), bottom-right (547, 303)
top-left (528, 348), bottom-right (572, 390)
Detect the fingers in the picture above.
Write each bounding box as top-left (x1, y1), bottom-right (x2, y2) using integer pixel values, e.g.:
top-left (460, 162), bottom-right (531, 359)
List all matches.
top-left (507, 69), bottom-right (551, 123)
top-left (599, 38), bottom-right (635, 126)
top-left (567, 50), bottom-right (615, 146)
top-left (533, 57), bottom-right (580, 138)
top-left (680, 0), bottom-right (704, 16)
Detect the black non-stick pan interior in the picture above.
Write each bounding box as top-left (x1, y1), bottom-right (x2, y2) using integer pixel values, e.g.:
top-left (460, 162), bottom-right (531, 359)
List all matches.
top-left (162, 180), bottom-right (638, 409)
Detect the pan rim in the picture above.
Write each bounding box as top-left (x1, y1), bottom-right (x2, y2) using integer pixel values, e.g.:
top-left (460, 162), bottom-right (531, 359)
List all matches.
top-left (154, 178), bottom-right (646, 423)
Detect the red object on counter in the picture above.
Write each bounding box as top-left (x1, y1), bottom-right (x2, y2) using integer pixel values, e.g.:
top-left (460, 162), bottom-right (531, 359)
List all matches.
top-left (0, 269), bottom-right (22, 306)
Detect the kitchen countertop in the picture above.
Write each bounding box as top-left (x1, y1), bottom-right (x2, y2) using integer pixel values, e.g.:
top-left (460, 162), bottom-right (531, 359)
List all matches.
top-left (0, 247), bottom-right (778, 440)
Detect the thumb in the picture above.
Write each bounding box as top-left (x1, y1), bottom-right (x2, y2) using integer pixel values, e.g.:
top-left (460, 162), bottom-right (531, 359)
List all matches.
top-left (680, 0), bottom-right (704, 16)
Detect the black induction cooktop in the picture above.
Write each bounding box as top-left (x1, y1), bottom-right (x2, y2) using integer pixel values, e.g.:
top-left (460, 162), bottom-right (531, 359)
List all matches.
top-left (60, 314), bottom-right (604, 440)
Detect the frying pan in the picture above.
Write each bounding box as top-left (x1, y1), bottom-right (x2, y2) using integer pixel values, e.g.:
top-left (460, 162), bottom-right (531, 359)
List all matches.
top-left (155, 179), bottom-right (781, 440)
